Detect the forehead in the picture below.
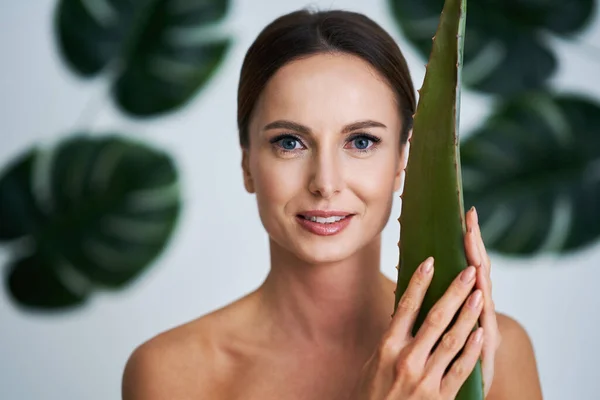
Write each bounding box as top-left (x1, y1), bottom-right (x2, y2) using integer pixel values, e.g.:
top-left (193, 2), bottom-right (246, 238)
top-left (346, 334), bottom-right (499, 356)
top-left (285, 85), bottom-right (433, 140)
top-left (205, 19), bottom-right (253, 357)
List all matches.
top-left (251, 53), bottom-right (401, 132)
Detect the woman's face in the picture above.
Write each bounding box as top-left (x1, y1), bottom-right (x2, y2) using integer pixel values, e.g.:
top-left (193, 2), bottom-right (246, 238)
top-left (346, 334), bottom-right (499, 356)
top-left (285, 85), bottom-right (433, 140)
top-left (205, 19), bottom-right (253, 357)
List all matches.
top-left (243, 52), bottom-right (406, 264)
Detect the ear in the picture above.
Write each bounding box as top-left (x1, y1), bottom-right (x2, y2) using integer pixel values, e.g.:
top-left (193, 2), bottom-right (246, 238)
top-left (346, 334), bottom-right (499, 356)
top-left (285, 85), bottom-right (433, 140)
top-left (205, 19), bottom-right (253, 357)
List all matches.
top-left (394, 132), bottom-right (410, 192)
top-left (241, 147), bottom-right (255, 193)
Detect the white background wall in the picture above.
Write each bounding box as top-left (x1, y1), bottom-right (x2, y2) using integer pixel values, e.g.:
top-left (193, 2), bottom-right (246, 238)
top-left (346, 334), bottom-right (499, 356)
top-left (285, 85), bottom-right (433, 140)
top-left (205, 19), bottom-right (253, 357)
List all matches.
top-left (1, 1), bottom-right (599, 399)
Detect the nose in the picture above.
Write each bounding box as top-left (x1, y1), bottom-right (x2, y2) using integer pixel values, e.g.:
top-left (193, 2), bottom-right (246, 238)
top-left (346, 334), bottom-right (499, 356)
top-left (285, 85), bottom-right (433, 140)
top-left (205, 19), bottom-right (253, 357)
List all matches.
top-left (308, 149), bottom-right (343, 199)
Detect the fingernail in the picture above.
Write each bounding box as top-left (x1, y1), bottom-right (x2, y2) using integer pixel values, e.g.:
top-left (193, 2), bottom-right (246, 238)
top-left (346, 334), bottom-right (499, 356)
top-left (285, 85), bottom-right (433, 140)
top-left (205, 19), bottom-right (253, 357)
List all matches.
top-left (473, 207), bottom-right (479, 224)
top-left (469, 290), bottom-right (482, 307)
top-left (421, 257), bottom-right (434, 274)
top-left (473, 327), bottom-right (484, 343)
top-left (461, 266), bottom-right (475, 283)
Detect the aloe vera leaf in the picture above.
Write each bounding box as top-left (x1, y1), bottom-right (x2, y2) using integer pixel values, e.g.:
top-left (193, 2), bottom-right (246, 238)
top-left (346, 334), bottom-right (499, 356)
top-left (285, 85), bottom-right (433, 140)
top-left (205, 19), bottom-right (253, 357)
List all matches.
top-left (393, 0), bottom-right (484, 398)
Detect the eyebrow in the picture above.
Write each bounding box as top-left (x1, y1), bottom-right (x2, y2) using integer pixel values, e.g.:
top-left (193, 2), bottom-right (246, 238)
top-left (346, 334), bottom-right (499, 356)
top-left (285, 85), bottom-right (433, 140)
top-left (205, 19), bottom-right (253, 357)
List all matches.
top-left (262, 119), bottom-right (387, 134)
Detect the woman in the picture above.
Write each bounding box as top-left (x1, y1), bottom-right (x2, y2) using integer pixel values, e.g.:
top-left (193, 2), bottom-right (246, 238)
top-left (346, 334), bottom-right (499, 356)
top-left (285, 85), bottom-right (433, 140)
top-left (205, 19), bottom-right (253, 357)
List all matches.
top-left (122, 9), bottom-right (543, 400)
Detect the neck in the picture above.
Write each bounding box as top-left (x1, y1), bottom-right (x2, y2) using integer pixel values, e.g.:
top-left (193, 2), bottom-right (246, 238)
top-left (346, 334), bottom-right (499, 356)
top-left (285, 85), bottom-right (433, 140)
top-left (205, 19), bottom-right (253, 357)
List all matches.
top-left (258, 236), bottom-right (392, 351)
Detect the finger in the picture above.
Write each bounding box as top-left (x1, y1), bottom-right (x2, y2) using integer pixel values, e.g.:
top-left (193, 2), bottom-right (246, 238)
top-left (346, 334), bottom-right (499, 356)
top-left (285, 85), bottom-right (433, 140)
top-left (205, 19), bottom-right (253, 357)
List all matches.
top-left (470, 210), bottom-right (498, 395)
top-left (476, 259), bottom-right (496, 338)
top-left (388, 257), bottom-right (435, 342)
top-left (465, 206), bottom-right (476, 234)
top-left (412, 265), bottom-right (477, 357)
top-left (477, 263), bottom-right (495, 328)
top-left (466, 230), bottom-right (488, 300)
top-left (464, 208), bottom-right (482, 267)
top-left (464, 229), bottom-right (482, 270)
top-left (440, 327), bottom-right (484, 399)
top-left (466, 207), bottom-right (492, 299)
top-left (472, 207), bottom-right (491, 273)
top-left (423, 289), bottom-right (483, 380)
top-left (477, 265), bottom-right (499, 388)
top-left (464, 233), bottom-right (491, 304)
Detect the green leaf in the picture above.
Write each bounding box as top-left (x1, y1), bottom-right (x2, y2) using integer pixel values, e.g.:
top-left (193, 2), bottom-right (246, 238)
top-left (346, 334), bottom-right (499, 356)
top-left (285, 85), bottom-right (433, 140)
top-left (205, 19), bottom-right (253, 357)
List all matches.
top-left (0, 150), bottom-right (45, 240)
top-left (389, 0), bottom-right (594, 95)
top-left (461, 93), bottom-right (600, 255)
top-left (394, 0), bottom-right (484, 398)
top-left (7, 253), bottom-right (88, 310)
top-left (0, 134), bottom-right (181, 310)
top-left (55, 0), bottom-right (231, 116)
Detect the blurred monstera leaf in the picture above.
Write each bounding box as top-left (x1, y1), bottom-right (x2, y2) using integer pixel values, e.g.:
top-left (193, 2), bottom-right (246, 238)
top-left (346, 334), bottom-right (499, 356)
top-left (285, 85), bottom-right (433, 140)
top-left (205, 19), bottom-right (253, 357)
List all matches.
top-left (0, 135), bottom-right (180, 309)
top-left (55, 0), bottom-right (231, 116)
top-left (460, 93), bottom-right (600, 255)
top-left (389, 0), bottom-right (594, 95)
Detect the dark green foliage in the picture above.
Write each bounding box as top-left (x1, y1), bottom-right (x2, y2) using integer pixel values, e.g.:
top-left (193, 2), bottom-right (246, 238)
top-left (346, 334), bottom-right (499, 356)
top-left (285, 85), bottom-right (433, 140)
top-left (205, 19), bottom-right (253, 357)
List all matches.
top-left (461, 93), bottom-right (600, 255)
top-left (390, 0), bottom-right (594, 95)
top-left (0, 135), bottom-right (181, 309)
top-left (56, 0), bottom-right (232, 116)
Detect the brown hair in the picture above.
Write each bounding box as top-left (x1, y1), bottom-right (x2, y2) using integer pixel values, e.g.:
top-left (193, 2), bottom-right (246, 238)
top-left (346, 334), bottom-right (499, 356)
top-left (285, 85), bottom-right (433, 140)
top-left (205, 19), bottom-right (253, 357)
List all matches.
top-left (237, 8), bottom-right (416, 148)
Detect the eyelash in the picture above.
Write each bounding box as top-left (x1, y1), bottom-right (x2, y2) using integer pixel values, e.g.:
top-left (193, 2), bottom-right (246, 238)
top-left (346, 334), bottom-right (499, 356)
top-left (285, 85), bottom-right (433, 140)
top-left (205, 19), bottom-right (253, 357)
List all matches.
top-left (270, 133), bottom-right (381, 154)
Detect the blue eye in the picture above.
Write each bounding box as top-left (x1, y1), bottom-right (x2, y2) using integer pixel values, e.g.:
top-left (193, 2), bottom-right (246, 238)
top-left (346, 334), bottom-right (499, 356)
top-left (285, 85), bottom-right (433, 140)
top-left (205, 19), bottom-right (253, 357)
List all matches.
top-left (280, 137), bottom-right (298, 150)
top-left (347, 134), bottom-right (380, 151)
top-left (353, 137), bottom-right (371, 150)
top-left (270, 134), bottom-right (303, 152)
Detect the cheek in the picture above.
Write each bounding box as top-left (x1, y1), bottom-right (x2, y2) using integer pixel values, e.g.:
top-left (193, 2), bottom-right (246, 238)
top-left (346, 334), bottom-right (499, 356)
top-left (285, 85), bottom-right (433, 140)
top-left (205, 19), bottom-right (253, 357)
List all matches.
top-left (252, 153), bottom-right (306, 213)
top-left (347, 152), bottom-right (399, 201)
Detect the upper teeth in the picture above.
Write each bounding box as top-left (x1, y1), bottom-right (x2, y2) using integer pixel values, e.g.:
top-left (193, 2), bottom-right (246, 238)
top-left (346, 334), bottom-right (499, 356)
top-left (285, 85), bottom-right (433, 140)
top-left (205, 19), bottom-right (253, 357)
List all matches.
top-left (306, 215), bottom-right (347, 223)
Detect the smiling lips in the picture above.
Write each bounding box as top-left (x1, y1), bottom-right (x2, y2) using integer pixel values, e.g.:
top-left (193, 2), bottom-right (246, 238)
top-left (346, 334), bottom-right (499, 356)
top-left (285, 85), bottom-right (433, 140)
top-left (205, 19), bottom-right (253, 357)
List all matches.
top-left (296, 210), bottom-right (355, 236)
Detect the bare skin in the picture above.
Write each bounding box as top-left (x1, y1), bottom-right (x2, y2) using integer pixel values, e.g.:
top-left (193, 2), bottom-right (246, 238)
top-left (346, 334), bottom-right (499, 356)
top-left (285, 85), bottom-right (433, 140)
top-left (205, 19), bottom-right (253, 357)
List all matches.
top-left (122, 53), bottom-right (543, 399)
top-left (121, 274), bottom-right (542, 400)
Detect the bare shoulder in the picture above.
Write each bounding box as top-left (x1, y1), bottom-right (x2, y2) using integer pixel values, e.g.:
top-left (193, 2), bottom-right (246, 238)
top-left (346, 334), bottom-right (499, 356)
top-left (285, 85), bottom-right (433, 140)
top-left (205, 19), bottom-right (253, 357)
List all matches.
top-left (121, 315), bottom-right (219, 400)
top-left (487, 312), bottom-right (544, 400)
top-left (121, 294), bottom-right (257, 400)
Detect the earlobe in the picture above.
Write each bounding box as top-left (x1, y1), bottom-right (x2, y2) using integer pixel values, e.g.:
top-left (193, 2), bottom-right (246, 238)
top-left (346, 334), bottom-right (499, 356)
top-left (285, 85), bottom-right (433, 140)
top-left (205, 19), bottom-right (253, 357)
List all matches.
top-left (241, 148), bottom-right (255, 193)
top-left (393, 168), bottom-right (404, 193)
top-left (394, 141), bottom-right (409, 192)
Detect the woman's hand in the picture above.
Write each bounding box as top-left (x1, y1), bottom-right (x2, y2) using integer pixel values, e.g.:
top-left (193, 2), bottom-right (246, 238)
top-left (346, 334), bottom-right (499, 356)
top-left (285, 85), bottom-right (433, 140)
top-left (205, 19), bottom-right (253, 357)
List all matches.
top-left (464, 207), bottom-right (502, 397)
top-left (350, 257), bottom-right (484, 399)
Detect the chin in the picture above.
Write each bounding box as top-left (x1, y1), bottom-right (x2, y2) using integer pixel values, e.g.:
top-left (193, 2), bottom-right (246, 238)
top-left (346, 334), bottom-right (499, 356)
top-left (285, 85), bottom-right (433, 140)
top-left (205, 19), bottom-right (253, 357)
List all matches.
top-left (293, 241), bottom-right (359, 265)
